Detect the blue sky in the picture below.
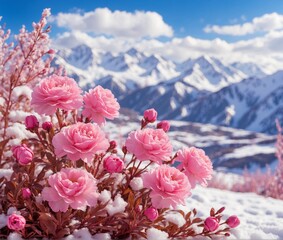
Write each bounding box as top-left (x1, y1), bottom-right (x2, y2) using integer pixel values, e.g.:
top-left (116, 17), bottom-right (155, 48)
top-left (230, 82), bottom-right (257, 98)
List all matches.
top-left (1, 0), bottom-right (283, 71)
top-left (1, 0), bottom-right (283, 41)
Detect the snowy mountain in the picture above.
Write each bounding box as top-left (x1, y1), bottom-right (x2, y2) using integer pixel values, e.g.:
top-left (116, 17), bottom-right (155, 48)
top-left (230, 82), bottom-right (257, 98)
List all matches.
top-left (231, 61), bottom-right (267, 79)
top-left (54, 44), bottom-right (282, 134)
top-left (177, 56), bottom-right (246, 91)
top-left (181, 71), bottom-right (283, 134)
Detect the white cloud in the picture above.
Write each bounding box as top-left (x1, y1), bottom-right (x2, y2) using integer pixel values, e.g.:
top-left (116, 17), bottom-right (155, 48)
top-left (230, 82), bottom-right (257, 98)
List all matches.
top-left (204, 12), bottom-right (283, 36)
top-left (52, 29), bottom-right (283, 73)
top-left (50, 8), bottom-right (173, 38)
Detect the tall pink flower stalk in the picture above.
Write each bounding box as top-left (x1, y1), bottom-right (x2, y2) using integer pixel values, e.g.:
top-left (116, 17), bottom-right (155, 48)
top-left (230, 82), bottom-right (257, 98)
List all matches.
top-left (0, 9), bottom-right (54, 161)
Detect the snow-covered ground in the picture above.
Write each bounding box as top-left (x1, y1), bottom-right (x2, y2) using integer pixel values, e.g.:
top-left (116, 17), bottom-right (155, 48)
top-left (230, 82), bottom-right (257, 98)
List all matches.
top-left (186, 186), bottom-right (283, 240)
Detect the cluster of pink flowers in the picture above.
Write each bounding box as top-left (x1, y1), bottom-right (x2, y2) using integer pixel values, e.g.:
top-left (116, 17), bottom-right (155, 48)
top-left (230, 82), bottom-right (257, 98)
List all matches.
top-left (0, 10), bottom-right (240, 239)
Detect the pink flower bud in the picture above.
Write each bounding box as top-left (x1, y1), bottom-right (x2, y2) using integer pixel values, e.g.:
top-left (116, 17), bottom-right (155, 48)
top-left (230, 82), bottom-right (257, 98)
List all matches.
top-left (226, 215), bottom-right (240, 228)
top-left (12, 145), bottom-right (34, 165)
top-left (144, 108), bottom-right (157, 123)
top-left (144, 207), bottom-right (158, 221)
top-left (103, 155), bottom-right (124, 173)
top-left (122, 146), bottom-right (127, 155)
top-left (25, 115), bottom-right (39, 130)
top-left (47, 49), bottom-right (55, 54)
top-left (7, 213), bottom-right (26, 231)
top-left (204, 217), bottom-right (219, 232)
top-left (109, 140), bottom-right (117, 149)
top-left (22, 188), bottom-right (32, 199)
top-left (42, 121), bottom-right (52, 131)
top-left (157, 120), bottom-right (170, 132)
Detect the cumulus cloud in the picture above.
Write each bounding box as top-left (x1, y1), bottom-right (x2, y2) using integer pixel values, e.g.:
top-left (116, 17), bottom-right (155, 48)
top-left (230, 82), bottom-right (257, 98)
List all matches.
top-left (204, 12), bottom-right (283, 36)
top-left (50, 8), bottom-right (173, 38)
top-left (52, 29), bottom-right (283, 73)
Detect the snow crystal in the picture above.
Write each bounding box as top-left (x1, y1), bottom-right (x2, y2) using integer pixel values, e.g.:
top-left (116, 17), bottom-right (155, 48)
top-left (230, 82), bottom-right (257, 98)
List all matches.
top-left (12, 86), bottom-right (32, 99)
top-left (164, 211), bottom-right (186, 227)
top-left (65, 228), bottom-right (92, 240)
top-left (93, 233), bottom-right (111, 240)
top-left (7, 207), bottom-right (20, 215)
top-left (7, 232), bottom-right (23, 240)
top-left (130, 177), bottom-right (143, 191)
top-left (106, 194), bottom-right (127, 216)
top-left (0, 214), bottom-right (7, 229)
top-left (146, 227), bottom-right (169, 240)
top-left (98, 190), bottom-right (111, 204)
top-left (0, 169), bottom-right (13, 180)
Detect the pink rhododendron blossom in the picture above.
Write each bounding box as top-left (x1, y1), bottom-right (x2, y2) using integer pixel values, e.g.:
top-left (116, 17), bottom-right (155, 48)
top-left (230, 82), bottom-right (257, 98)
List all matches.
top-left (52, 122), bottom-right (109, 164)
top-left (7, 214), bottom-right (26, 231)
top-left (12, 144), bottom-right (33, 165)
top-left (82, 86), bottom-right (120, 125)
top-left (204, 217), bottom-right (219, 232)
top-left (25, 115), bottom-right (39, 130)
top-left (142, 165), bottom-right (191, 209)
top-left (31, 75), bottom-right (83, 115)
top-left (176, 147), bottom-right (213, 188)
top-left (144, 108), bottom-right (157, 123)
top-left (144, 207), bottom-right (158, 221)
top-left (125, 129), bottom-right (172, 164)
top-left (22, 188), bottom-right (32, 199)
top-left (157, 121), bottom-right (170, 132)
top-left (42, 168), bottom-right (99, 212)
top-left (103, 155), bottom-right (124, 173)
top-left (226, 215), bottom-right (240, 228)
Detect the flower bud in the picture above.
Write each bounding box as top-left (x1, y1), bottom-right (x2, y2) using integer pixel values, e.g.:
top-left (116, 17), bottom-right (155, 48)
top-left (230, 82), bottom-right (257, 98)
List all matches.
top-left (47, 49), bottom-right (55, 54)
top-left (22, 188), bottom-right (32, 199)
top-left (204, 217), bottom-right (219, 232)
top-left (109, 140), bottom-right (117, 150)
top-left (12, 145), bottom-right (34, 165)
top-left (157, 120), bottom-right (170, 132)
top-left (42, 121), bottom-right (52, 131)
top-left (7, 213), bottom-right (26, 231)
top-left (144, 207), bottom-right (158, 221)
top-left (103, 156), bottom-right (124, 173)
top-left (25, 115), bottom-right (39, 130)
top-left (122, 146), bottom-right (127, 155)
top-left (226, 215), bottom-right (240, 228)
top-left (144, 108), bottom-right (157, 123)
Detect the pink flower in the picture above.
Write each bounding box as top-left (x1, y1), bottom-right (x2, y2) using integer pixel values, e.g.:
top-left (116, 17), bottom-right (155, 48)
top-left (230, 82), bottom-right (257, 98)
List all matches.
top-left (103, 155), bottom-right (124, 173)
top-left (42, 121), bottom-right (52, 131)
top-left (31, 75), bottom-right (83, 115)
top-left (22, 188), bottom-right (32, 199)
top-left (12, 145), bottom-right (34, 165)
top-left (125, 129), bottom-right (172, 164)
top-left (204, 217), bottom-right (219, 232)
top-left (157, 121), bottom-right (170, 132)
top-left (25, 115), bottom-right (39, 130)
top-left (176, 147), bottom-right (213, 188)
top-left (226, 215), bottom-right (240, 228)
top-left (144, 207), bottom-right (158, 221)
top-left (82, 86), bottom-right (120, 125)
top-left (7, 214), bottom-right (26, 231)
top-left (144, 108), bottom-right (157, 123)
top-left (142, 165), bottom-right (191, 209)
top-left (52, 122), bottom-right (109, 164)
top-left (42, 168), bottom-right (99, 212)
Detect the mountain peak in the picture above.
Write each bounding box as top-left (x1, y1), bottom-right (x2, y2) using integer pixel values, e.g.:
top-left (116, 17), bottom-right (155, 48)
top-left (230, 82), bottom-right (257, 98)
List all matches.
top-left (126, 47), bottom-right (139, 56)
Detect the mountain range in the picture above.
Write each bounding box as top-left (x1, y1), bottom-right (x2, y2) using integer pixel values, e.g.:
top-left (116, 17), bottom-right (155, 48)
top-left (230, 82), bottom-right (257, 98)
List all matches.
top-left (54, 44), bottom-right (283, 134)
